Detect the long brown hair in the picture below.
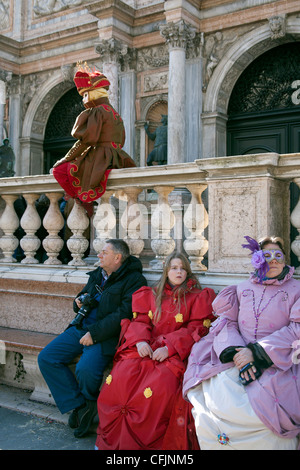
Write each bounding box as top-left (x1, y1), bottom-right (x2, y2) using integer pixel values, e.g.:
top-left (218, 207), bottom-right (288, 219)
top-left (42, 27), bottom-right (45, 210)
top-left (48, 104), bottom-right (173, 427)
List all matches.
top-left (152, 252), bottom-right (201, 323)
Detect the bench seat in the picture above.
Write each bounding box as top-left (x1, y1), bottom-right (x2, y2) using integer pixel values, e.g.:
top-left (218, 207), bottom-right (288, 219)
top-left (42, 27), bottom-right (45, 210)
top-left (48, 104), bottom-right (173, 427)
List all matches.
top-left (0, 326), bottom-right (112, 407)
top-left (0, 326), bottom-right (57, 353)
top-left (0, 326), bottom-right (58, 404)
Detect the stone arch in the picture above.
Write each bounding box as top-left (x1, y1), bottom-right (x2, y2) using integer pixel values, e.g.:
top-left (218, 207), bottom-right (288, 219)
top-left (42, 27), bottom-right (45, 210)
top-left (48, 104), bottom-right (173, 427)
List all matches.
top-left (20, 70), bottom-right (75, 176)
top-left (202, 19), bottom-right (300, 158)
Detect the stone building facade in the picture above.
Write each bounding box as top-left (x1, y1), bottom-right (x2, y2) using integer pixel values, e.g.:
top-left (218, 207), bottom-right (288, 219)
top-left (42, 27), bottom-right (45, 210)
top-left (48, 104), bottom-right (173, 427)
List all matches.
top-left (1, 1), bottom-right (300, 402)
top-left (0, 0), bottom-right (299, 178)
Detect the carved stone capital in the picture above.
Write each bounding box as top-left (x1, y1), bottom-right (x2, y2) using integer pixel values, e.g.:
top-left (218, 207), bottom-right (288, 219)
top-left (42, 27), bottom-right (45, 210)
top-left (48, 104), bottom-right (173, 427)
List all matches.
top-left (160, 20), bottom-right (196, 50)
top-left (95, 38), bottom-right (137, 71)
top-left (95, 38), bottom-right (128, 63)
top-left (0, 70), bottom-right (12, 83)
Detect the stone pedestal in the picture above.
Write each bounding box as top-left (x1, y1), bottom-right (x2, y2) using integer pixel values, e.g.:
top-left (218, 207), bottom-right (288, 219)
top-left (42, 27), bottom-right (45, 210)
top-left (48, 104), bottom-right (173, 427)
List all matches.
top-left (198, 154), bottom-right (291, 273)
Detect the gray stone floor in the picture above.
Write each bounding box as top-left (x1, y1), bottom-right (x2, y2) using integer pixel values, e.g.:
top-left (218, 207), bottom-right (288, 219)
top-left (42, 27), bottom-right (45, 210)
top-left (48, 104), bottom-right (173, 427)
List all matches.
top-left (0, 385), bottom-right (96, 450)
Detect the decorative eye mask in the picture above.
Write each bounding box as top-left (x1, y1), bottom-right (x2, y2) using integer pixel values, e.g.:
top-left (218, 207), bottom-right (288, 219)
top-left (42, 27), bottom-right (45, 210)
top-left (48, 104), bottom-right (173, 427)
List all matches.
top-left (242, 236), bottom-right (285, 283)
top-left (262, 249), bottom-right (285, 263)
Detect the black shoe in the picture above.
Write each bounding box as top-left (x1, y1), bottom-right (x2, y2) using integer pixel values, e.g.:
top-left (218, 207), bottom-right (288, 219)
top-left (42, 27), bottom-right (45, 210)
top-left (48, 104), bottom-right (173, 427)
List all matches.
top-left (74, 400), bottom-right (97, 438)
top-left (68, 403), bottom-right (86, 429)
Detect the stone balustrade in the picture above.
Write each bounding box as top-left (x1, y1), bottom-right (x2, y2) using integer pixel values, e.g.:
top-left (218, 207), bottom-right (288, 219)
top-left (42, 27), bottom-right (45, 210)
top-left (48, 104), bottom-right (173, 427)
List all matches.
top-left (0, 162), bottom-right (208, 272)
top-left (0, 153), bottom-right (300, 280)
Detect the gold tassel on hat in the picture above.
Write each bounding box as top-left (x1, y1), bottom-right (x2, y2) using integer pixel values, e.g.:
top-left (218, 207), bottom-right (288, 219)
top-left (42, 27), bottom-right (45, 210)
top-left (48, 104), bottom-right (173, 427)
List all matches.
top-left (75, 61), bottom-right (93, 74)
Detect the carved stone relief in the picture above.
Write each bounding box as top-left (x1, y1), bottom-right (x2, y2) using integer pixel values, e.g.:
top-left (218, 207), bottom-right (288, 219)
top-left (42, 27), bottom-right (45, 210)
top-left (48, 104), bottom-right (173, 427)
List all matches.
top-left (33, 0), bottom-right (89, 17)
top-left (268, 15), bottom-right (286, 40)
top-left (137, 45), bottom-right (169, 72)
top-left (21, 74), bottom-right (45, 121)
top-left (0, 0), bottom-right (10, 31)
top-left (201, 25), bottom-right (258, 91)
top-left (144, 72), bottom-right (168, 93)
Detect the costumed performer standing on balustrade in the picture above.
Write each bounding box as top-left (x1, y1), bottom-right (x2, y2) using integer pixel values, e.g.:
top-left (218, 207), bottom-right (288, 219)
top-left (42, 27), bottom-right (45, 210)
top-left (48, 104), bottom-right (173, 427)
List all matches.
top-left (52, 62), bottom-right (136, 217)
top-left (183, 235), bottom-right (300, 450)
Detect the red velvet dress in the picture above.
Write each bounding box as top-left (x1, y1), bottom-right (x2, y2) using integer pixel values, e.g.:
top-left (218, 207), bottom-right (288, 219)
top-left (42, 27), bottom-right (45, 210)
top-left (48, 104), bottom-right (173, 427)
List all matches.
top-left (95, 281), bottom-right (216, 450)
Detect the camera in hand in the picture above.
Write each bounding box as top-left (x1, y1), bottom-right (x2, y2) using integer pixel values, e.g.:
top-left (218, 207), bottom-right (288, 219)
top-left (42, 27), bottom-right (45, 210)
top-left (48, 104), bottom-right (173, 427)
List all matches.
top-left (70, 293), bottom-right (93, 327)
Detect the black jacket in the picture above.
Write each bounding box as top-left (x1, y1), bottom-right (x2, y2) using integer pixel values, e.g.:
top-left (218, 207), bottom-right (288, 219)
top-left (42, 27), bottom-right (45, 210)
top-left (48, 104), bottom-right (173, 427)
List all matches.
top-left (73, 255), bottom-right (147, 357)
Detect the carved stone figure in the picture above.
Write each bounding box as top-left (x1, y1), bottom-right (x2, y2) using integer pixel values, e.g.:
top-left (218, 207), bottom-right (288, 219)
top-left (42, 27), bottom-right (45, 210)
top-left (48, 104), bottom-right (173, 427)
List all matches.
top-left (268, 15), bottom-right (286, 40)
top-left (0, 138), bottom-right (15, 177)
top-left (144, 114), bottom-right (168, 166)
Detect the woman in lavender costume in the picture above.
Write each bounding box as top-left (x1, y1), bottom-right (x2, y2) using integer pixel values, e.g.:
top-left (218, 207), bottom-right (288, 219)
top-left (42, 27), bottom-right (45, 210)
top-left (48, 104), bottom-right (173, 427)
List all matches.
top-left (183, 236), bottom-right (300, 450)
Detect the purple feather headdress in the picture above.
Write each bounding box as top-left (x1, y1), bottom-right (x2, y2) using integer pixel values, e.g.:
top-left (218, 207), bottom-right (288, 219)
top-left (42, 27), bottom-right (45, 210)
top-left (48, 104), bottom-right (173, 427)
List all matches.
top-left (242, 236), bottom-right (269, 282)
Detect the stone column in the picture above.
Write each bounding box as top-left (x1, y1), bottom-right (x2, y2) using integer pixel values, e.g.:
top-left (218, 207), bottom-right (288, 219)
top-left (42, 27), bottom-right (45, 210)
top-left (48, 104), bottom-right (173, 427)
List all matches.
top-left (0, 80), bottom-right (5, 141)
top-left (95, 38), bottom-right (126, 111)
top-left (0, 71), bottom-right (12, 142)
top-left (6, 75), bottom-right (21, 175)
top-left (160, 20), bottom-right (195, 164)
top-left (119, 71), bottom-right (136, 159)
top-left (95, 38), bottom-right (136, 158)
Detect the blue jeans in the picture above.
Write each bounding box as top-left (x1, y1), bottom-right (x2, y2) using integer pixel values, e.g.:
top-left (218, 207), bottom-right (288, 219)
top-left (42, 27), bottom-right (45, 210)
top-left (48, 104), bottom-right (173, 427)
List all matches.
top-left (38, 326), bottom-right (112, 414)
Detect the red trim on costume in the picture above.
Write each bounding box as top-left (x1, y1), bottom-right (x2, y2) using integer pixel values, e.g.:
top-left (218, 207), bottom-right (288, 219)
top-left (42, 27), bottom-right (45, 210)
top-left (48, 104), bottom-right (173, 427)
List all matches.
top-left (99, 104), bottom-right (121, 121)
top-left (69, 162), bottom-right (111, 202)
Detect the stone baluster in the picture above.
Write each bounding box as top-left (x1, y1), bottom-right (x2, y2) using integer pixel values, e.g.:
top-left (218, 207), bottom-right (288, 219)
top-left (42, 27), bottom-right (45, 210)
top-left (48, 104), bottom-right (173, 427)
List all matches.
top-left (183, 184), bottom-right (208, 270)
top-left (93, 191), bottom-right (116, 263)
top-left (42, 192), bottom-right (65, 265)
top-left (66, 201), bottom-right (90, 265)
top-left (120, 187), bottom-right (145, 257)
top-left (20, 194), bottom-right (41, 264)
top-left (291, 178), bottom-right (300, 274)
top-left (0, 194), bottom-right (19, 263)
top-left (150, 186), bottom-right (175, 269)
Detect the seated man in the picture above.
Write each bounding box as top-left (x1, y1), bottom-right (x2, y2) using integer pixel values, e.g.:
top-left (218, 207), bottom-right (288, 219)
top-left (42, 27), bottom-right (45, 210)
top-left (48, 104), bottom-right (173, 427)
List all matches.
top-left (38, 239), bottom-right (147, 438)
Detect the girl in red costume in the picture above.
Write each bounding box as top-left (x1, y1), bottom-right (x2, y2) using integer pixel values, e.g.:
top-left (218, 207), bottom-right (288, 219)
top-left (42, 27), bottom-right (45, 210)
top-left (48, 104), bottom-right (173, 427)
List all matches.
top-left (95, 252), bottom-right (216, 450)
top-left (52, 63), bottom-right (135, 217)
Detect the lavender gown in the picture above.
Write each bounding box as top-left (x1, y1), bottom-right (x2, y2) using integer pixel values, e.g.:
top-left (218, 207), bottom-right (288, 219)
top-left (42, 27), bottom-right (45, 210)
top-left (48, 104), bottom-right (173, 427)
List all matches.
top-left (183, 266), bottom-right (300, 450)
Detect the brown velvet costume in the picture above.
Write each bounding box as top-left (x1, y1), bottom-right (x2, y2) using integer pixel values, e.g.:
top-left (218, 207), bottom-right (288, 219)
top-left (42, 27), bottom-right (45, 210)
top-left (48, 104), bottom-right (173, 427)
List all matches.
top-left (53, 66), bottom-right (136, 206)
top-left (55, 97), bottom-right (135, 202)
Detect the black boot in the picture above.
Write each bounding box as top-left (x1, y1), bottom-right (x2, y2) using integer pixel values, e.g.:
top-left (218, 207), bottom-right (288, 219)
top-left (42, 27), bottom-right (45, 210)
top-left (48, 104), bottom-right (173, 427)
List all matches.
top-left (68, 403), bottom-right (86, 429)
top-left (74, 400), bottom-right (97, 438)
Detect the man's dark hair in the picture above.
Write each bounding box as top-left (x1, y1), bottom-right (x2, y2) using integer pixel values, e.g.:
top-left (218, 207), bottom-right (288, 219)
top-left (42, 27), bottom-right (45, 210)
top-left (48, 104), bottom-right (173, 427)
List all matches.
top-left (106, 239), bottom-right (130, 263)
